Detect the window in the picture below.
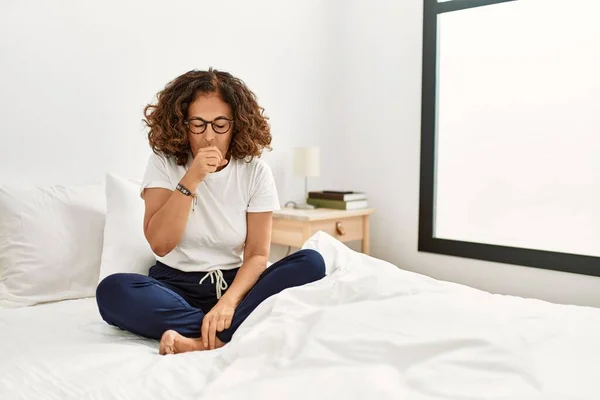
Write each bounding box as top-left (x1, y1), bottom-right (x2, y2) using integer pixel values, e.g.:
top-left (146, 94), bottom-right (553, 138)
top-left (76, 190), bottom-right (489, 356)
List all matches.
top-left (419, 0), bottom-right (600, 276)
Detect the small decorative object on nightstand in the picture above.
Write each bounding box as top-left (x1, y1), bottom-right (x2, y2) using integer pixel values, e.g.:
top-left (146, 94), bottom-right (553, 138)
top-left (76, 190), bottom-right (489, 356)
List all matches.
top-left (271, 207), bottom-right (375, 254)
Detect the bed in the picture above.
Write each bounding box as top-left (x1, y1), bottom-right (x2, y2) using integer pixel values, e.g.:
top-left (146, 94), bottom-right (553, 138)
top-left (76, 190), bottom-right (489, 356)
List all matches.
top-left (1, 231), bottom-right (599, 400)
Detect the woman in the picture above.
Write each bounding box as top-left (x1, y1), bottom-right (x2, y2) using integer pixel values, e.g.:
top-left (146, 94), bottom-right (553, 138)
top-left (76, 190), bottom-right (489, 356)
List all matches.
top-left (96, 68), bottom-right (326, 355)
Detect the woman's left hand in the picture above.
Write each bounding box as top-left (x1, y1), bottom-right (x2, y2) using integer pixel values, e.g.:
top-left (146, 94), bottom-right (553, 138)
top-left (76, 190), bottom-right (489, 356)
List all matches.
top-left (201, 301), bottom-right (235, 350)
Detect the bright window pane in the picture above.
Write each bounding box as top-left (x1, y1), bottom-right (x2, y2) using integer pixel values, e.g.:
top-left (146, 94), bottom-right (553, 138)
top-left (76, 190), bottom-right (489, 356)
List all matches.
top-left (435, 0), bottom-right (600, 257)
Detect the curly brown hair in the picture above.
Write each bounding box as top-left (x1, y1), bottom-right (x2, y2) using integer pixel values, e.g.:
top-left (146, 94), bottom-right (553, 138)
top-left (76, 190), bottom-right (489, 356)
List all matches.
top-left (143, 68), bottom-right (272, 166)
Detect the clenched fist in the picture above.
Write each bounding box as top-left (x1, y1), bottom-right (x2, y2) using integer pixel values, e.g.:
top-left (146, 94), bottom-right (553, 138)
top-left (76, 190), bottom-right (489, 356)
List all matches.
top-left (189, 146), bottom-right (229, 183)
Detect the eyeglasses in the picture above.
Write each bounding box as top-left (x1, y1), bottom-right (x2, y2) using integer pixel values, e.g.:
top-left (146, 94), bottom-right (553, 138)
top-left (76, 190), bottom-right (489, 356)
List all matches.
top-left (184, 117), bottom-right (233, 135)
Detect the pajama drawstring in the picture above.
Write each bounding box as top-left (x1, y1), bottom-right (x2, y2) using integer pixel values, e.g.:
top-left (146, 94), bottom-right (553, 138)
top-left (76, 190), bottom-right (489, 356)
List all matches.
top-left (199, 270), bottom-right (228, 299)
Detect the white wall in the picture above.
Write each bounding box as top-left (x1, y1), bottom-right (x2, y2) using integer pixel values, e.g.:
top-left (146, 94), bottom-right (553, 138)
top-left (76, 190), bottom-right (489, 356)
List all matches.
top-left (0, 0), bottom-right (327, 206)
top-left (320, 0), bottom-right (600, 308)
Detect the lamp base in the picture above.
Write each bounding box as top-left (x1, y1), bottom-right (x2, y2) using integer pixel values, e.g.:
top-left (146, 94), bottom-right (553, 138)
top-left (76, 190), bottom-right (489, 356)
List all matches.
top-left (295, 203), bottom-right (316, 210)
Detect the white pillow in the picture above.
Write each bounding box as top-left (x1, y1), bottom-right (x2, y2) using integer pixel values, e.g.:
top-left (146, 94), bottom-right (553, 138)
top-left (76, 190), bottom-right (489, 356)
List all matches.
top-left (0, 184), bottom-right (106, 308)
top-left (98, 173), bottom-right (156, 283)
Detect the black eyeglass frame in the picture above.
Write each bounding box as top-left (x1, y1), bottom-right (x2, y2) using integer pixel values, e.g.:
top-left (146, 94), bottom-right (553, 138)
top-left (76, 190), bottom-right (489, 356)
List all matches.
top-left (184, 116), bottom-right (234, 135)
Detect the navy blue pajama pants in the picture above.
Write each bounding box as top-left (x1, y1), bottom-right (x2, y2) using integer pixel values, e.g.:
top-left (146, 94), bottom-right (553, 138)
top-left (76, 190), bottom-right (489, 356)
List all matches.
top-left (95, 249), bottom-right (325, 343)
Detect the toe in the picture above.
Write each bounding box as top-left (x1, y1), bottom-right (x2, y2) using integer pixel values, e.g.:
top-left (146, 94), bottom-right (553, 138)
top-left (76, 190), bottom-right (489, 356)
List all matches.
top-left (159, 330), bottom-right (176, 355)
top-left (159, 338), bottom-right (165, 355)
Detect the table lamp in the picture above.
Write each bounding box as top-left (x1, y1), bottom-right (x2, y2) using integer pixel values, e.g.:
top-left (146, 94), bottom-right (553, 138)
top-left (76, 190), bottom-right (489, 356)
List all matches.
top-left (293, 146), bottom-right (320, 209)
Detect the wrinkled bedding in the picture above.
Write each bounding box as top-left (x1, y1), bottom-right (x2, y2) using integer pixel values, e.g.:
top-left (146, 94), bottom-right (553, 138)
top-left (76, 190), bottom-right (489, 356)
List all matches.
top-left (1, 232), bottom-right (598, 400)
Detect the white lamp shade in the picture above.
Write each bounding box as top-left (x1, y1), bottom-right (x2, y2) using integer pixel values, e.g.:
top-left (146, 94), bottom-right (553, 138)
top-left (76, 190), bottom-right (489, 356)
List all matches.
top-left (293, 146), bottom-right (320, 177)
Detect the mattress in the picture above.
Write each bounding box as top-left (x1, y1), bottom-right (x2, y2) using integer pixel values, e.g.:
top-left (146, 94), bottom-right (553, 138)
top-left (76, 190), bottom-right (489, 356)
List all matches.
top-left (1, 232), bottom-right (599, 400)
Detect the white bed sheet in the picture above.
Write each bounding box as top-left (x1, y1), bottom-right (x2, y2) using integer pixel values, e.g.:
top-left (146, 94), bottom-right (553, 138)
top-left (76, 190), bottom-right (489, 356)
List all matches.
top-left (1, 232), bottom-right (599, 400)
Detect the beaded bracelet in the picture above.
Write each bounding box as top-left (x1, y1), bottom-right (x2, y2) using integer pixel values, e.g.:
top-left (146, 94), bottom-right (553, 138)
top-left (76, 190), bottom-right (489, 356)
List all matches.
top-left (176, 183), bottom-right (197, 211)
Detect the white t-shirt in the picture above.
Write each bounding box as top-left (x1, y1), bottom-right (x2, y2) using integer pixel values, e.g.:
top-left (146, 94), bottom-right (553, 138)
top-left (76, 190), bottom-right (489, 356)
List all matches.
top-left (140, 151), bottom-right (280, 272)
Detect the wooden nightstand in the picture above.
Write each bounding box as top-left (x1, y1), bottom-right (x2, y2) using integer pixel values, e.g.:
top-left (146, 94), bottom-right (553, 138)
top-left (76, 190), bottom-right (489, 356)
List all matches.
top-left (271, 208), bottom-right (375, 254)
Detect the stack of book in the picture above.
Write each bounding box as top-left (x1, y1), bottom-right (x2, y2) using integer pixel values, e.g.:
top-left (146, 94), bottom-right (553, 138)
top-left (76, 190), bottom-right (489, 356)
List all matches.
top-left (306, 191), bottom-right (368, 210)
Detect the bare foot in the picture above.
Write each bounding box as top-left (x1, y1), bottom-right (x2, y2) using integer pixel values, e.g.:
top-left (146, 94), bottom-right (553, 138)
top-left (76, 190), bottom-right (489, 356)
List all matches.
top-left (159, 330), bottom-right (225, 355)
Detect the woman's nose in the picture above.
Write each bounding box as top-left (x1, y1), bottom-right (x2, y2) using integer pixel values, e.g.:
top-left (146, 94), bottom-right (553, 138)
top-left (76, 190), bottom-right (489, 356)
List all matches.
top-left (204, 126), bottom-right (217, 141)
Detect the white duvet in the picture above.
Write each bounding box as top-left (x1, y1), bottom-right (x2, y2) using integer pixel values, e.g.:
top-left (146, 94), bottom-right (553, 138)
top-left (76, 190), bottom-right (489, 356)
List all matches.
top-left (1, 232), bottom-right (599, 400)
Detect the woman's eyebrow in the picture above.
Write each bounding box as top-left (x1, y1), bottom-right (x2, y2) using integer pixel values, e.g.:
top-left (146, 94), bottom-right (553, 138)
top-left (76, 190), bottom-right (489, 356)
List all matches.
top-left (188, 115), bottom-right (230, 120)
